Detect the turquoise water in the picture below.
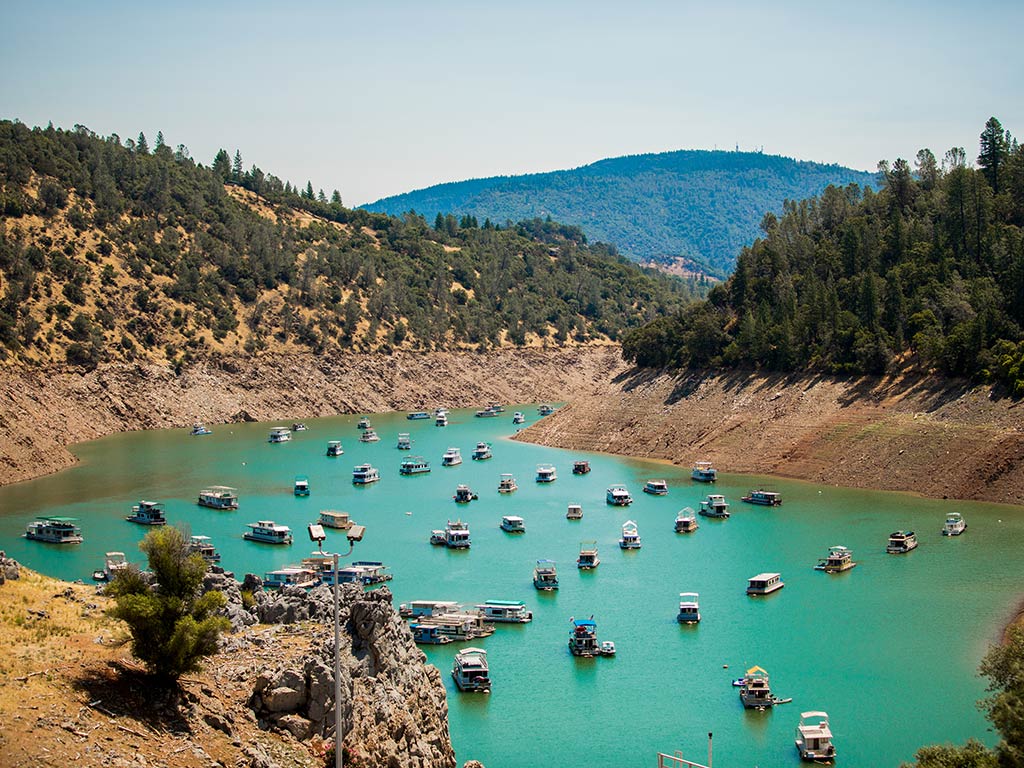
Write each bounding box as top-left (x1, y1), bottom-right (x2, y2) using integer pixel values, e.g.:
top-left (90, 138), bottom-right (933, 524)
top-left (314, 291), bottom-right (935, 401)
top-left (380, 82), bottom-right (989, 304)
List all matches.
top-left (2, 407), bottom-right (1022, 766)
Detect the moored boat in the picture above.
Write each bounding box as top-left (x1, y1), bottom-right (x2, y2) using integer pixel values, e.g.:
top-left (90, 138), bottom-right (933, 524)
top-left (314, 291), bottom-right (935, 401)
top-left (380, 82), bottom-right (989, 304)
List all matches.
top-left (244, 520), bottom-right (293, 545)
top-left (435, 412), bottom-right (448, 427)
top-left (326, 440), bottom-right (344, 456)
top-left (397, 433), bottom-right (413, 450)
top-left (512, 412), bottom-right (526, 424)
top-left (407, 411), bottom-right (431, 420)
top-left (453, 484), bottom-right (479, 503)
top-left (25, 516), bottom-right (83, 544)
top-left (92, 551), bottom-right (129, 581)
top-left (533, 559), bottom-right (559, 590)
top-left (795, 711), bottom-right (836, 761)
top-left (475, 407), bottom-right (500, 418)
top-left (619, 520), bottom-right (642, 549)
top-left (566, 503), bottom-right (583, 520)
top-left (572, 460), bottom-right (591, 475)
top-left (187, 535), bottom-right (221, 563)
top-left (126, 500), bottom-right (167, 525)
top-left (352, 463), bottom-right (381, 485)
top-left (318, 510), bottom-right (353, 530)
top-left (429, 530), bottom-right (447, 545)
top-left (291, 422), bottom-right (308, 432)
top-left (498, 473), bottom-right (518, 493)
top-left (606, 484), bottom-right (632, 506)
top-left (452, 647), bottom-right (491, 692)
top-left (190, 422), bottom-right (212, 436)
top-left (568, 617), bottom-right (600, 657)
top-left (399, 600), bottom-right (460, 619)
top-left (441, 447), bottom-right (462, 466)
top-left (538, 404), bottom-right (555, 416)
top-left (445, 519), bottom-right (471, 548)
top-left (814, 545), bottom-right (857, 573)
top-left (699, 494), bottom-right (730, 518)
top-left (599, 640), bottom-right (616, 656)
top-left (410, 624), bottom-right (453, 644)
top-left (942, 512), bottom-right (967, 536)
top-left (643, 479), bottom-right (668, 495)
top-left (536, 464), bottom-right (557, 483)
top-left (263, 567), bottom-right (319, 590)
top-left (674, 507), bottom-right (699, 533)
top-left (400, 456), bottom-right (431, 475)
top-left (739, 666), bottom-right (774, 708)
top-left (471, 442), bottom-right (493, 460)
top-left (742, 489), bottom-right (782, 506)
top-left (500, 515), bottom-right (525, 533)
top-left (747, 572), bottom-right (784, 595)
top-left (268, 427), bottom-right (292, 443)
top-left (198, 485), bottom-right (239, 510)
top-left (357, 416), bottom-right (371, 430)
top-left (337, 561), bottom-right (392, 585)
top-left (359, 429), bottom-right (380, 443)
top-left (677, 592), bottom-right (701, 624)
top-left (691, 461), bottom-right (717, 482)
top-left (577, 540), bottom-right (600, 569)
top-left (887, 530), bottom-right (918, 554)
top-left (476, 600), bottom-right (532, 623)
top-left (293, 476), bottom-right (311, 496)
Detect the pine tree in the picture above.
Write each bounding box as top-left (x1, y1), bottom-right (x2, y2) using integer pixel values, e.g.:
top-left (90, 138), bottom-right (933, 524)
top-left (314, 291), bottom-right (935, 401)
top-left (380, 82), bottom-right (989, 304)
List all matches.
top-left (331, 189), bottom-right (342, 205)
top-left (304, 181), bottom-right (314, 199)
top-left (978, 117), bottom-right (1009, 194)
top-left (136, 131), bottom-right (149, 155)
top-left (212, 149), bottom-right (231, 181)
top-left (232, 150), bottom-right (243, 181)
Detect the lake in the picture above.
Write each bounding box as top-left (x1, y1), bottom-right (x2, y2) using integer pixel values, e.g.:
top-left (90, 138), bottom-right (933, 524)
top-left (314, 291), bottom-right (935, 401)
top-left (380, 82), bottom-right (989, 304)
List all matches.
top-left (1, 406), bottom-right (1021, 766)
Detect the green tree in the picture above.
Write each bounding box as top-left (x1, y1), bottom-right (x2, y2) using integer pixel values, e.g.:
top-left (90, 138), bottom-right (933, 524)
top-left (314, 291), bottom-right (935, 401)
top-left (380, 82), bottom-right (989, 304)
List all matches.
top-left (212, 149), bottom-right (231, 181)
top-left (232, 150), bottom-right (243, 181)
top-left (107, 526), bottom-right (229, 680)
top-left (978, 117), bottom-right (1009, 194)
top-left (979, 625), bottom-right (1024, 765)
top-left (136, 131), bottom-right (149, 155)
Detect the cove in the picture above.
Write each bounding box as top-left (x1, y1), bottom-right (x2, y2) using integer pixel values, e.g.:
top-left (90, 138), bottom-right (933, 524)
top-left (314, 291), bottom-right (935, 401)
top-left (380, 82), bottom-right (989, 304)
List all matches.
top-left (1, 406), bottom-right (1021, 766)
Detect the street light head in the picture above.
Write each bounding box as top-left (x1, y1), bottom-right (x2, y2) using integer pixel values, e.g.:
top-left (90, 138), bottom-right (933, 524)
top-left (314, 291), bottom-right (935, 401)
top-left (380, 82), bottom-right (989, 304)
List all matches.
top-left (347, 524), bottom-right (366, 542)
top-left (308, 523), bottom-right (326, 543)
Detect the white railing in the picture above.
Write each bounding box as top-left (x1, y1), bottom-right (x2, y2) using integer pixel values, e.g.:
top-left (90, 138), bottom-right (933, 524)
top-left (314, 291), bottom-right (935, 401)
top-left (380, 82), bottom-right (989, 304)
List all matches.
top-left (656, 752), bottom-right (710, 768)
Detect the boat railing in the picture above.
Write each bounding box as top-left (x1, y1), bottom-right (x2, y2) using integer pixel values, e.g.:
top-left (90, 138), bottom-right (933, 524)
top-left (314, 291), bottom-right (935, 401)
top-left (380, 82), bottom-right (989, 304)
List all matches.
top-left (656, 752), bottom-right (710, 768)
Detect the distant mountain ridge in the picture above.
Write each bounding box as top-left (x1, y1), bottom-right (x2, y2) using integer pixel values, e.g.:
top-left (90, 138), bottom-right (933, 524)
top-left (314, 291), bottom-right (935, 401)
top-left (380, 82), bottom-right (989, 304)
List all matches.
top-left (363, 150), bottom-right (876, 274)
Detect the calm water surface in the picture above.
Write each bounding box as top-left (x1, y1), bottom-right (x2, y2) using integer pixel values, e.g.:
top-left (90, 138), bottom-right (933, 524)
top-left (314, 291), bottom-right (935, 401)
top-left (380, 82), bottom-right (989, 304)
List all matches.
top-left (2, 407), bottom-right (1021, 767)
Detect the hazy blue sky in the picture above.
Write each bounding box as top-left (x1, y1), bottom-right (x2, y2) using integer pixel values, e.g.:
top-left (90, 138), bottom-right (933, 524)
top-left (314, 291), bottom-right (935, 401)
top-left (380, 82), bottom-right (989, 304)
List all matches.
top-left (2, 0), bottom-right (1022, 205)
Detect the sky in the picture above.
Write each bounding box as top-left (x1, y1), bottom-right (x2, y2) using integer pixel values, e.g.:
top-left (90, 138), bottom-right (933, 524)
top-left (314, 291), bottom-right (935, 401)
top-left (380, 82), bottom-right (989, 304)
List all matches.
top-left (2, 0), bottom-right (1022, 206)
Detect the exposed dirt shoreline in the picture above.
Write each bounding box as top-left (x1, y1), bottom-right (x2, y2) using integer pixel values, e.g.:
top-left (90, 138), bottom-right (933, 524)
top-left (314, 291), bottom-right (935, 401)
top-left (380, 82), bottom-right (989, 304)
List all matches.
top-left (2, 348), bottom-right (1022, 506)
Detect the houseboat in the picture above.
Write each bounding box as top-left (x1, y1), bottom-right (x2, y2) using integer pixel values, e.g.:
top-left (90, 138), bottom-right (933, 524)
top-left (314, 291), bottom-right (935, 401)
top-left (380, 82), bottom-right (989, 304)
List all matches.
top-left (268, 427), bottom-right (291, 443)
top-left (400, 456), bottom-right (431, 475)
top-left (691, 461), bottom-right (717, 482)
top-left (291, 422), bottom-right (308, 432)
top-left (475, 407), bottom-right (500, 418)
top-left (445, 519), bottom-right (471, 548)
top-left (187, 535), bottom-right (221, 563)
top-left (25, 516), bottom-right (83, 544)
top-left (566, 503), bottom-right (583, 520)
top-left (415, 611), bottom-right (494, 641)
top-left (452, 648), bottom-right (491, 692)
top-left (699, 494), bottom-right (730, 518)
top-left (942, 512), bottom-right (967, 536)
top-left (486, 403), bottom-right (505, 413)
top-left (294, 476), bottom-right (311, 496)
top-left (396, 433), bottom-right (412, 450)
top-left (352, 464), bottom-right (380, 485)
top-left (357, 417), bottom-right (371, 430)
top-left (577, 540), bottom-right (600, 569)
top-left (244, 521), bottom-right (293, 545)
top-left (429, 530), bottom-right (447, 545)
top-left (399, 600), bottom-right (460, 619)
top-left (326, 440), bottom-right (344, 457)
top-left (533, 559), bottom-right (559, 590)
top-left (410, 624), bottom-right (453, 644)
top-left (747, 572), bottom-right (784, 595)
top-left (795, 711), bottom-right (836, 762)
top-left (92, 551), bottom-right (129, 581)
top-left (742, 489), bottom-right (782, 506)
top-left (619, 520), bottom-right (642, 549)
top-left (500, 515), bottom-right (525, 533)
top-left (471, 442), bottom-right (493, 461)
top-left (536, 464), bottom-right (557, 483)
top-left (606, 484), bottom-right (633, 506)
top-left (675, 507), bottom-right (699, 533)
top-left (643, 479), bottom-right (669, 495)
top-left (453, 484), bottom-right (479, 503)
top-left (676, 592), bottom-right (701, 624)
top-left (126, 500), bottom-right (167, 525)
top-left (887, 530), bottom-right (918, 554)
top-left (538, 404), bottom-right (555, 416)
top-left (814, 545), bottom-right (857, 573)
top-left (572, 460), bottom-right (591, 475)
top-left (739, 666), bottom-right (774, 708)
top-left (476, 600), bottom-right (532, 623)
top-left (441, 447), bottom-right (462, 466)
top-left (568, 618), bottom-right (600, 657)
top-left (498, 474), bottom-right (518, 493)
top-left (358, 429), bottom-right (380, 443)
top-left (263, 567), bottom-right (319, 590)
top-left (197, 485), bottom-right (239, 510)
top-left (337, 561), bottom-right (392, 585)
top-left (190, 422), bottom-right (212, 436)
top-left (512, 412), bottom-right (526, 424)
top-left (407, 411), bottom-right (430, 420)
top-left (435, 412), bottom-right (448, 427)
top-left (318, 510), bottom-right (353, 530)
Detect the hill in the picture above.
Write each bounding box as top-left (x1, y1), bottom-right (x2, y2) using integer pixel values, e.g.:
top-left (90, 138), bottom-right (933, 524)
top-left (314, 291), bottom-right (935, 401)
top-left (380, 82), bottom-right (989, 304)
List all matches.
top-left (621, 117), bottom-right (1024, 397)
top-left (361, 150), bottom-right (877, 274)
top-left (0, 120), bottom-right (697, 368)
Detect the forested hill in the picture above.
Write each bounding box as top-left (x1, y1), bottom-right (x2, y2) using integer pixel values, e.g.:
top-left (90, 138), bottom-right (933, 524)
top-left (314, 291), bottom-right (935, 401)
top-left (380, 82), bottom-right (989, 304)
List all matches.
top-left (362, 150), bottom-right (876, 274)
top-left (622, 117), bottom-right (1024, 396)
top-left (0, 119), bottom-right (698, 368)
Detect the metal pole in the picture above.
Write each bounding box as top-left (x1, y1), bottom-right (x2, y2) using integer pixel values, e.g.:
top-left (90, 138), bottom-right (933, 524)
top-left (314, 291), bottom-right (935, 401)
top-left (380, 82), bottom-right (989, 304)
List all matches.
top-left (334, 552), bottom-right (342, 768)
top-left (707, 732), bottom-right (712, 768)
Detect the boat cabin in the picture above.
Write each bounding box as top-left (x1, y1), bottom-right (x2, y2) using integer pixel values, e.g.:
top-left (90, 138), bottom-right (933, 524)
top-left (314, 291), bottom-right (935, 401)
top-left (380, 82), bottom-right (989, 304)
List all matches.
top-left (93, 551), bottom-right (129, 581)
top-left (352, 464), bottom-right (380, 484)
top-left (476, 600), bottom-right (532, 623)
top-left (795, 711), bottom-right (836, 761)
top-left (747, 572), bottom-right (784, 595)
top-left (396, 433), bottom-right (413, 450)
top-left (512, 412), bottom-right (526, 424)
top-left (677, 592), bottom-right (701, 624)
top-left (198, 486), bottom-right (239, 509)
top-left (126, 500), bottom-right (167, 525)
top-left (568, 618), bottom-right (599, 657)
top-left (942, 512), bottom-right (966, 536)
top-left (453, 484), bottom-right (478, 503)
top-left (699, 494), bottom-right (730, 518)
top-left (619, 520), bottom-right (642, 549)
top-left (188, 535), bottom-right (221, 562)
top-left (294, 476), bottom-right (311, 496)
top-left (691, 461), bottom-right (717, 482)
top-left (244, 521), bottom-right (293, 545)
top-left (410, 623), bottom-right (453, 644)
top-left (740, 666), bottom-right (774, 708)
top-left (358, 429), bottom-right (380, 443)
top-left (643, 479), bottom-right (669, 495)
top-left (291, 422), bottom-right (308, 432)
top-left (536, 464), bottom-right (557, 483)
top-left (887, 530), bottom-right (918, 554)
top-left (263, 567), bottom-right (319, 590)
top-left (318, 510), bottom-right (353, 529)
top-left (566, 503), bottom-right (583, 520)
top-left (357, 417), bottom-right (371, 430)
top-left (533, 559), bottom-right (559, 590)
top-left (268, 427), bottom-right (291, 443)
top-left (572, 460), bottom-right (591, 475)
top-left (742, 489), bottom-right (782, 506)
top-left (815, 545), bottom-right (856, 573)
top-left (675, 507), bottom-right (698, 533)
top-left (441, 447), bottom-right (462, 466)
top-left (399, 600), bottom-right (460, 619)
top-left (407, 411), bottom-right (430, 420)
top-left (471, 442), bottom-right (493, 460)
top-left (606, 484), bottom-right (633, 506)
top-left (25, 516), bottom-right (83, 544)
top-left (190, 422), bottom-right (212, 436)
top-left (435, 413), bottom-right (449, 427)
top-left (326, 440), bottom-right (344, 456)
top-left (337, 561), bottom-right (392, 585)
top-left (577, 540), bottom-right (600, 569)
top-left (498, 474), bottom-right (518, 493)
top-left (452, 647), bottom-right (491, 692)
top-left (416, 612), bottom-right (494, 641)
top-left (400, 456), bottom-right (431, 475)
top-left (445, 520), bottom-right (471, 548)
top-left (500, 515), bottom-right (525, 533)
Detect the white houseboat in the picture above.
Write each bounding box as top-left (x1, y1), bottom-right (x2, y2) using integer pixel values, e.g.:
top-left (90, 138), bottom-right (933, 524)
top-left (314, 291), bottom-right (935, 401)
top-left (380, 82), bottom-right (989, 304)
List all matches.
top-left (25, 516), bottom-right (83, 544)
top-left (291, 422), bottom-right (308, 432)
top-left (536, 464), bottom-right (557, 483)
top-left (674, 507), bottom-right (699, 533)
top-left (747, 572), bottom-right (784, 595)
top-left (326, 440), bottom-right (344, 457)
top-left (318, 510), bottom-right (353, 530)
top-left (887, 530), bottom-right (918, 554)
top-left (699, 494), bottom-right (730, 518)
top-left (606, 484), bottom-right (633, 506)
top-left (400, 456), bottom-right (431, 475)
top-left (814, 545), bottom-right (857, 573)
top-left (407, 411), bottom-right (430, 420)
top-left (498, 474), bottom-right (518, 493)
top-left (619, 520), bottom-right (642, 549)
top-left (452, 647), bottom-right (491, 692)
top-left (445, 519), bottom-right (471, 549)
top-left (293, 476), bottom-right (311, 496)
top-left (268, 427), bottom-right (292, 443)
top-left (677, 592), bottom-right (701, 624)
top-left (441, 447), bottom-right (462, 466)
top-left (691, 461), bottom-right (717, 482)
top-left (533, 559), bottom-right (559, 590)
top-left (263, 567), bottom-right (319, 590)
top-left (399, 600), bottom-right (460, 619)
top-left (512, 412), bottom-right (526, 424)
top-left (126, 500), bottom-right (167, 525)
top-left (475, 407), bottom-right (500, 418)
top-left (795, 711), bottom-right (836, 761)
top-left (476, 600), bottom-right (532, 623)
top-left (357, 416), bottom-right (371, 430)
top-left (92, 551), bottom-right (129, 581)
top-left (471, 442), bottom-right (493, 460)
top-left (643, 479), bottom-right (669, 495)
top-left (577, 540), bottom-right (600, 569)
top-left (358, 429), bottom-right (380, 443)
top-left (942, 512), bottom-right (967, 536)
top-left (190, 422), bottom-right (212, 436)
top-left (396, 433), bottom-right (412, 450)
top-left (566, 503), bottom-right (583, 520)
top-left (415, 611), bottom-right (494, 641)
top-left (187, 535), bottom-right (221, 562)
top-left (197, 486), bottom-right (239, 510)
top-left (739, 666), bottom-right (774, 708)
top-left (337, 561), bottom-right (392, 585)
top-left (352, 464), bottom-right (380, 485)
top-left (568, 618), bottom-right (599, 657)
top-left (453, 484), bottom-right (479, 503)
top-left (244, 521), bottom-right (293, 545)
top-left (500, 515), bottom-right (525, 533)
top-left (435, 412), bottom-right (448, 427)
top-left (410, 624), bottom-right (453, 644)
top-left (742, 489), bottom-right (782, 506)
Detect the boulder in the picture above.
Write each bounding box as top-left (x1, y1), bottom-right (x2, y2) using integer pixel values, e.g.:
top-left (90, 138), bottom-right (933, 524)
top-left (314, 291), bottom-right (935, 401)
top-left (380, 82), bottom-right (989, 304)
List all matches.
top-left (262, 686), bottom-right (305, 713)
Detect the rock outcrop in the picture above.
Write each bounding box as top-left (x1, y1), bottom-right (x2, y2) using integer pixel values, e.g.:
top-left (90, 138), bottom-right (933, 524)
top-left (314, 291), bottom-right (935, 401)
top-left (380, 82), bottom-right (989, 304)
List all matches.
top-left (0, 551), bottom-right (20, 585)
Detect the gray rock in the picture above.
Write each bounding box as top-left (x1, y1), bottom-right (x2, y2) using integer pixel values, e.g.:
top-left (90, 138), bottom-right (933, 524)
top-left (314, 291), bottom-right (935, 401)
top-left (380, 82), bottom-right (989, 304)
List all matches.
top-left (262, 686), bottom-right (304, 713)
top-left (203, 712), bottom-right (233, 736)
top-left (275, 713), bottom-right (312, 740)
